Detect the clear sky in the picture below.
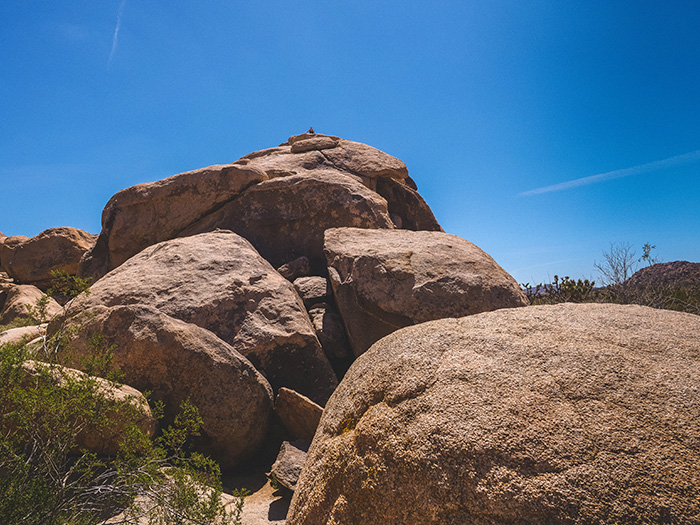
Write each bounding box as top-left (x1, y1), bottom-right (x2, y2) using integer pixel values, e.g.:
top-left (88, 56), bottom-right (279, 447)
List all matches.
top-left (1, 1), bottom-right (699, 285)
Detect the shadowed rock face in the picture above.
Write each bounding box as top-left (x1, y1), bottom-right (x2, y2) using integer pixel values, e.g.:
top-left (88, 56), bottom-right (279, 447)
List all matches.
top-left (1, 227), bottom-right (96, 289)
top-left (288, 303), bottom-right (700, 525)
top-left (324, 227), bottom-right (528, 356)
top-left (71, 230), bottom-right (338, 405)
top-left (57, 304), bottom-right (273, 469)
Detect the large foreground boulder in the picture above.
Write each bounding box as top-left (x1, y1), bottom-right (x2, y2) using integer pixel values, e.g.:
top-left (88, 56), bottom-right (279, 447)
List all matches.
top-left (79, 163), bottom-right (267, 280)
top-left (58, 304), bottom-right (274, 469)
top-left (71, 230), bottom-right (337, 405)
top-left (1, 228), bottom-right (96, 289)
top-left (289, 304), bottom-right (700, 524)
top-left (324, 228), bottom-right (528, 356)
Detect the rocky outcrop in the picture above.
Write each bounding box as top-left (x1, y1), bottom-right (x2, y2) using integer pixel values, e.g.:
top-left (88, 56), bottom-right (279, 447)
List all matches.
top-left (275, 387), bottom-right (323, 442)
top-left (0, 283), bottom-right (62, 325)
top-left (20, 360), bottom-right (157, 456)
top-left (288, 303), bottom-right (700, 524)
top-left (71, 230), bottom-right (337, 405)
top-left (1, 228), bottom-right (96, 289)
top-left (78, 133), bottom-right (441, 281)
top-left (58, 304), bottom-right (274, 469)
top-left (78, 163), bottom-right (267, 280)
top-left (239, 133), bottom-right (408, 190)
top-left (181, 172), bottom-right (395, 272)
top-left (324, 228), bottom-right (528, 356)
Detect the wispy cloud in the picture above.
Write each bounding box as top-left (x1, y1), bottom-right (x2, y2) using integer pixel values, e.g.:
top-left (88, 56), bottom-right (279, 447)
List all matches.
top-left (108, 0), bottom-right (127, 65)
top-left (520, 148), bottom-right (700, 197)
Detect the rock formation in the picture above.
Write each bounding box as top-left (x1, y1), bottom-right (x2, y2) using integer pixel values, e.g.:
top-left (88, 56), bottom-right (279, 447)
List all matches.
top-left (15, 133), bottom-right (681, 523)
top-left (1, 227), bottom-right (95, 289)
top-left (69, 230), bottom-right (337, 405)
top-left (324, 227), bottom-right (528, 356)
top-left (288, 303), bottom-right (700, 524)
top-left (57, 304), bottom-right (274, 469)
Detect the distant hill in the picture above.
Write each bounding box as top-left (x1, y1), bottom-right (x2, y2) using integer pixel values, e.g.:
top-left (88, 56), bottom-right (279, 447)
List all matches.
top-left (628, 260), bottom-right (700, 288)
top-left (625, 261), bottom-right (700, 315)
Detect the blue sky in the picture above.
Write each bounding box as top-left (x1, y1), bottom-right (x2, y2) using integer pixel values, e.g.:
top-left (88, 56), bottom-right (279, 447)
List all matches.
top-left (1, 1), bottom-right (699, 285)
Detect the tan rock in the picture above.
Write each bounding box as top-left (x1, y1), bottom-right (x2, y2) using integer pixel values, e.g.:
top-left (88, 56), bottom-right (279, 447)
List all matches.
top-left (20, 360), bottom-right (156, 456)
top-left (293, 277), bottom-right (332, 308)
top-left (289, 304), bottom-right (700, 524)
top-left (181, 172), bottom-right (395, 271)
top-left (79, 163), bottom-right (267, 280)
top-left (269, 440), bottom-right (310, 492)
top-left (0, 324), bottom-right (46, 346)
top-left (324, 228), bottom-right (528, 356)
top-left (0, 283), bottom-right (62, 325)
top-left (290, 136), bottom-right (340, 154)
top-left (71, 231), bottom-right (337, 405)
top-left (58, 304), bottom-right (273, 469)
top-left (275, 387), bottom-right (323, 441)
top-left (1, 228), bottom-right (96, 289)
top-left (238, 134), bottom-right (407, 190)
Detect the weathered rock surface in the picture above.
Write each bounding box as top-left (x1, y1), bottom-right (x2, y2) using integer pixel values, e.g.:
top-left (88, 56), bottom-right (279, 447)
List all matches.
top-left (324, 228), bottom-right (528, 356)
top-left (78, 163), bottom-right (267, 280)
top-left (20, 360), bottom-right (157, 456)
top-left (1, 228), bottom-right (96, 288)
top-left (58, 304), bottom-right (273, 468)
top-left (270, 440), bottom-right (310, 492)
top-left (275, 387), bottom-right (323, 441)
top-left (293, 277), bottom-right (332, 309)
top-left (181, 172), bottom-right (395, 271)
top-left (238, 133), bottom-right (408, 190)
top-left (78, 134), bottom-right (441, 281)
top-left (288, 303), bottom-right (700, 524)
top-left (71, 231), bottom-right (337, 405)
top-left (0, 283), bottom-right (62, 325)
top-left (0, 324), bottom-right (46, 346)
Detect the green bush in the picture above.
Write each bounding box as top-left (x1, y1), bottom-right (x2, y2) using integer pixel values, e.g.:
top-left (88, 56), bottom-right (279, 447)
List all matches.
top-left (0, 272), bottom-right (245, 524)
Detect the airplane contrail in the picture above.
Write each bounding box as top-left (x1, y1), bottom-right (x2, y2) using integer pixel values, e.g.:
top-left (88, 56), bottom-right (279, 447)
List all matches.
top-left (108, 0), bottom-right (127, 65)
top-left (520, 148), bottom-right (700, 197)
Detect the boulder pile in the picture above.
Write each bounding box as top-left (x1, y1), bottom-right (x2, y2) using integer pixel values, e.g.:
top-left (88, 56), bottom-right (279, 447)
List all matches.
top-left (3, 132), bottom-right (696, 523)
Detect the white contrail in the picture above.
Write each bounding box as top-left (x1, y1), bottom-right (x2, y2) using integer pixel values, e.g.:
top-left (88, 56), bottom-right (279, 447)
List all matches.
top-left (108, 0), bottom-right (127, 65)
top-left (520, 148), bottom-right (700, 196)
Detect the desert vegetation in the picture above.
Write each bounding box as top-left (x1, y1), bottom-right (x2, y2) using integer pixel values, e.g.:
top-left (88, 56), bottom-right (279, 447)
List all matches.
top-left (0, 273), bottom-right (244, 525)
top-left (521, 243), bottom-right (700, 315)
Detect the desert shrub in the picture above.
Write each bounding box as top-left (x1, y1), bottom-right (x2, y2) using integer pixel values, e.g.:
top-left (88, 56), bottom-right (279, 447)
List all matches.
top-left (0, 273), bottom-right (245, 525)
top-left (521, 275), bottom-right (596, 305)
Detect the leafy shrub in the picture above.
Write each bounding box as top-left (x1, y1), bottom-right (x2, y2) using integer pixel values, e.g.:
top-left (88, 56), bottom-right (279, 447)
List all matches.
top-left (0, 273), bottom-right (245, 524)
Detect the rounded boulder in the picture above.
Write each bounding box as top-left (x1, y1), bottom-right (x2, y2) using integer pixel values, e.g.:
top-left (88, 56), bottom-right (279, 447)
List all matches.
top-left (289, 303), bottom-right (700, 524)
